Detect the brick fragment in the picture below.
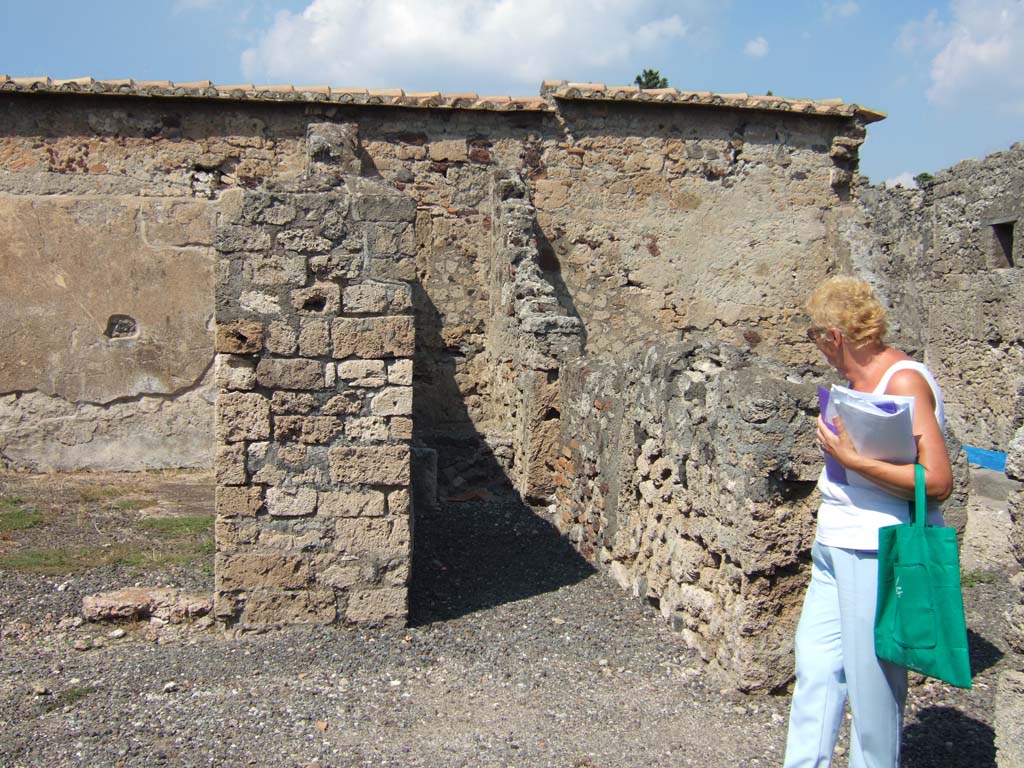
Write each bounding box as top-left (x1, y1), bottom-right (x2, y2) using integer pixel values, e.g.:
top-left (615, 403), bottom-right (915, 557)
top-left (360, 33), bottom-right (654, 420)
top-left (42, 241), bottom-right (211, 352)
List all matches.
top-left (215, 354), bottom-right (256, 391)
top-left (292, 282), bottom-right (341, 315)
top-left (266, 320), bottom-right (299, 355)
top-left (387, 359), bottom-right (413, 385)
top-left (256, 358), bottom-right (324, 390)
top-left (335, 518), bottom-right (410, 557)
top-left (332, 316), bottom-right (414, 359)
top-left (342, 281), bottom-right (412, 315)
top-left (240, 590), bottom-right (336, 626)
top-left (216, 392), bottom-right (270, 442)
top-left (216, 553), bottom-right (310, 591)
top-left (337, 359), bottom-right (387, 387)
top-left (274, 415), bottom-right (343, 444)
top-left (266, 486), bottom-right (318, 518)
top-left (216, 320), bottom-right (263, 354)
top-left (299, 319), bottom-right (332, 356)
top-left (329, 445), bottom-right (410, 485)
top-left (345, 587), bottom-right (406, 625)
top-left (271, 391), bottom-right (317, 415)
top-left (318, 490), bottom-right (386, 517)
top-left (215, 443), bottom-right (248, 486)
top-left (215, 485), bottom-right (263, 518)
top-left (370, 386), bottom-right (412, 416)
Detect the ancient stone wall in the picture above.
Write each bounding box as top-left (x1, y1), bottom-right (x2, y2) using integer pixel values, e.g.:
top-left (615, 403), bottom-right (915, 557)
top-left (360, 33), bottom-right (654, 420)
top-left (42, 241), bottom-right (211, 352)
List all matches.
top-left (996, 390), bottom-right (1024, 766)
top-left (842, 144), bottom-right (1024, 451)
top-left (0, 95), bottom-right (311, 470)
top-left (212, 123), bottom-right (416, 628)
top-left (10, 85), bottom-right (1004, 684)
top-left (553, 341), bottom-right (821, 691)
top-left (0, 90), bottom-right (863, 479)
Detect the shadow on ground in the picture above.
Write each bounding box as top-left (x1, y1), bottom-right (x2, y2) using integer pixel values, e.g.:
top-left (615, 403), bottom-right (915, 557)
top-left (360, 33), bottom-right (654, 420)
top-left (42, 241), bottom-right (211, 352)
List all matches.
top-left (903, 705), bottom-right (995, 768)
top-left (408, 284), bottom-right (595, 626)
top-left (408, 492), bottom-right (596, 626)
top-left (967, 627), bottom-right (1003, 677)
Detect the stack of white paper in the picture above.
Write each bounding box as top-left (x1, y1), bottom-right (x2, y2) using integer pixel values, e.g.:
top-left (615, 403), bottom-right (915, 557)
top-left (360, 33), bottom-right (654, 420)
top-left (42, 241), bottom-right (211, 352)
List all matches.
top-left (818, 384), bottom-right (917, 488)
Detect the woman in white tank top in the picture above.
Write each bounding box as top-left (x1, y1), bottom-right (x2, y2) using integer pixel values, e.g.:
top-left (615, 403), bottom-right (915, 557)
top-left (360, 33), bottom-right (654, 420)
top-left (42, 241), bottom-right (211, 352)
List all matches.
top-left (783, 277), bottom-right (953, 768)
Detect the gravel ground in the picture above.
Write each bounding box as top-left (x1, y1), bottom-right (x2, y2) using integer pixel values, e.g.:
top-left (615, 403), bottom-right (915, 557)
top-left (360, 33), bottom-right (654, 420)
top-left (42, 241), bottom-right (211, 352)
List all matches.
top-left (0, 471), bottom-right (1019, 768)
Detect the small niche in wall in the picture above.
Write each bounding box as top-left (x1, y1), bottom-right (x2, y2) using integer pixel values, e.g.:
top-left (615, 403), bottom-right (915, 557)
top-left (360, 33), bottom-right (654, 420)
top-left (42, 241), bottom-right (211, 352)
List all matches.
top-left (104, 314), bottom-right (138, 339)
top-left (987, 218), bottom-right (1016, 267)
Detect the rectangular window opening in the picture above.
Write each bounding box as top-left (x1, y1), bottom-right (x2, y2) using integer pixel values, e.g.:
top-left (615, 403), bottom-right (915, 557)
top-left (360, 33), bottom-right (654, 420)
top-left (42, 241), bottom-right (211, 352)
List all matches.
top-left (992, 221), bottom-right (1015, 267)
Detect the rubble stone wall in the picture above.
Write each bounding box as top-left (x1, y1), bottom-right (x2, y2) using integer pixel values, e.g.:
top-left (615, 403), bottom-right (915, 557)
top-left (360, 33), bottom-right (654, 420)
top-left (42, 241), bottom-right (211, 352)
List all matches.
top-left (842, 144), bottom-right (1024, 450)
top-left (553, 341), bottom-right (822, 691)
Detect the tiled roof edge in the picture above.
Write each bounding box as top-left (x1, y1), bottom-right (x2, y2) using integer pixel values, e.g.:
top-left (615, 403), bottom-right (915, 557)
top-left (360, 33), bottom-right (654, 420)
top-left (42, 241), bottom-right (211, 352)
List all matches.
top-left (0, 76), bottom-right (551, 112)
top-left (0, 76), bottom-right (887, 123)
top-left (540, 80), bottom-right (886, 124)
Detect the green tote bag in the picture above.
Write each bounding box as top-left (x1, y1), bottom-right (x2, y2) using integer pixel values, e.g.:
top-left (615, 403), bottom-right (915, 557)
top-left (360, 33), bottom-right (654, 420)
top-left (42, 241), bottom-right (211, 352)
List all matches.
top-left (874, 464), bottom-right (972, 689)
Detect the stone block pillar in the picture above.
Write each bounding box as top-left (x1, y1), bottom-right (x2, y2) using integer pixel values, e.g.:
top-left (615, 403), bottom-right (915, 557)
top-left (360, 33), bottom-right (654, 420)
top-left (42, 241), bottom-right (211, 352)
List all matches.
top-left (212, 124), bottom-right (416, 629)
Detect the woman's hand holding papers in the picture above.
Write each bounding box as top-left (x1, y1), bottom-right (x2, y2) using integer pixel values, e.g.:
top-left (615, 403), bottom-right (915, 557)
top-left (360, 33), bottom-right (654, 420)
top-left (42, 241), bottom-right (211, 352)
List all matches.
top-left (817, 367), bottom-right (953, 502)
top-left (817, 414), bottom-right (858, 468)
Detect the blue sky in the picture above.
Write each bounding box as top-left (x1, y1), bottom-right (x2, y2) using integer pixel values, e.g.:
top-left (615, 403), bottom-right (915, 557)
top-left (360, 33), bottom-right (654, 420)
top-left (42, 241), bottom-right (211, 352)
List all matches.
top-left (4, 0), bottom-right (1022, 185)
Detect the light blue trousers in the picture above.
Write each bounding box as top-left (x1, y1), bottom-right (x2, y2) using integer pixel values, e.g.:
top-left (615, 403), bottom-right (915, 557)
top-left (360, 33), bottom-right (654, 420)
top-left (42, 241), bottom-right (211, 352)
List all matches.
top-left (783, 542), bottom-right (907, 768)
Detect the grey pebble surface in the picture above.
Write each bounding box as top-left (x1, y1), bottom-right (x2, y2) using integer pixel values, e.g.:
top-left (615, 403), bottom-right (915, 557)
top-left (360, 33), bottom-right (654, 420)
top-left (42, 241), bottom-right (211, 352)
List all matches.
top-left (0, 493), bottom-right (1014, 767)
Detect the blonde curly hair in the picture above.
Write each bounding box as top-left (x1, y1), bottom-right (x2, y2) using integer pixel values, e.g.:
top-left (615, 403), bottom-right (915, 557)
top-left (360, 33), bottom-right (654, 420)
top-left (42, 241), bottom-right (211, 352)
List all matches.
top-left (806, 276), bottom-right (887, 347)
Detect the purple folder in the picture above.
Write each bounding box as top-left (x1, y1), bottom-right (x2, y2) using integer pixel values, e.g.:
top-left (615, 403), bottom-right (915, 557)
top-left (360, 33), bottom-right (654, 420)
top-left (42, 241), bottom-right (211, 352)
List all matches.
top-left (817, 386), bottom-right (848, 484)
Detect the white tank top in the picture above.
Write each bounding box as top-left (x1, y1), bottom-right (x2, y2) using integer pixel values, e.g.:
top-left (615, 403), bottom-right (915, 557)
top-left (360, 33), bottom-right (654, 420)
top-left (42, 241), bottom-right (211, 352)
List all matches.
top-left (815, 360), bottom-right (946, 551)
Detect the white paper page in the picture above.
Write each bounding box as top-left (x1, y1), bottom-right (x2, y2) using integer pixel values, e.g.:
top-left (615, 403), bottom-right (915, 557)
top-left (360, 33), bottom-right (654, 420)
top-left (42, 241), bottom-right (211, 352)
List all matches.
top-left (825, 385), bottom-right (917, 490)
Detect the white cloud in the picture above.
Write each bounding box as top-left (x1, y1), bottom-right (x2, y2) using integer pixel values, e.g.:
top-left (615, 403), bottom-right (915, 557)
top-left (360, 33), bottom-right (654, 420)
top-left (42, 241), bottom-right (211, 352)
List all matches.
top-left (240, 0), bottom-right (703, 91)
top-left (744, 36), bottom-right (768, 58)
top-left (895, 9), bottom-right (947, 55)
top-left (884, 171), bottom-right (919, 189)
top-left (901, 0), bottom-right (1024, 112)
top-left (824, 1), bottom-right (860, 21)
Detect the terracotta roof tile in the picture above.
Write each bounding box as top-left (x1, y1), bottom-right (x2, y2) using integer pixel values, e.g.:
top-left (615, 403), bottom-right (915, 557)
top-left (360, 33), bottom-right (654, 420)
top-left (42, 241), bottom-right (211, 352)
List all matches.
top-left (0, 75), bottom-right (884, 121)
top-left (540, 80), bottom-right (884, 123)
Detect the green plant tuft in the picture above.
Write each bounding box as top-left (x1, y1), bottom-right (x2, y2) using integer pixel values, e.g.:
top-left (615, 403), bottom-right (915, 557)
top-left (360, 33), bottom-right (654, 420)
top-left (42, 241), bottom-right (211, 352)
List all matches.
top-left (140, 514), bottom-right (214, 537)
top-left (961, 570), bottom-right (997, 588)
top-left (0, 507), bottom-right (47, 532)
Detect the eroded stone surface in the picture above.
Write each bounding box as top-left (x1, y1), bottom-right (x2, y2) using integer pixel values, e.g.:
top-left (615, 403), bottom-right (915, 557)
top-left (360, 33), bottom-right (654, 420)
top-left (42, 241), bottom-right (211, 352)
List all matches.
top-left (82, 587), bottom-right (212, 623)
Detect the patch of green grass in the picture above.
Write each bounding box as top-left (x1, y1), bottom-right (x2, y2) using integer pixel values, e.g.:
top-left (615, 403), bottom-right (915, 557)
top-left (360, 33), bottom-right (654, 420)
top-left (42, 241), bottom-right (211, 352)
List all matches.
top-left (140, 514), bottom-right (214, 537)
top-left (43, 685), bottom-right (97, 712)
top-left (0, 534), bottom-right (215, 575)
top-left (113, 498), bottom-right (154, 511)
top-left (962, 570), bottom-right (997, 588)
top-left (0, 507), bottom-right (47, 532)
top-left (0, 496), bottom-right (26, 509)
top-left (0, 548), bottom-right (84, 574)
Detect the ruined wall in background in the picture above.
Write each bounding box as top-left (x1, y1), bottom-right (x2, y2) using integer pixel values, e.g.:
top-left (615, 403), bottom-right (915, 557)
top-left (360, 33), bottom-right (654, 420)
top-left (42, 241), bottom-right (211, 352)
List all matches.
top-left (841, 144), bottom-right (1024, 451)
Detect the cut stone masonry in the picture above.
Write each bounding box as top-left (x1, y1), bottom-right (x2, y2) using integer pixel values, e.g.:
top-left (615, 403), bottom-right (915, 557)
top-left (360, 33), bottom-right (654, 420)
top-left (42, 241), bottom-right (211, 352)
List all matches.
top-left (212, 124), bottom-right (416, 629)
